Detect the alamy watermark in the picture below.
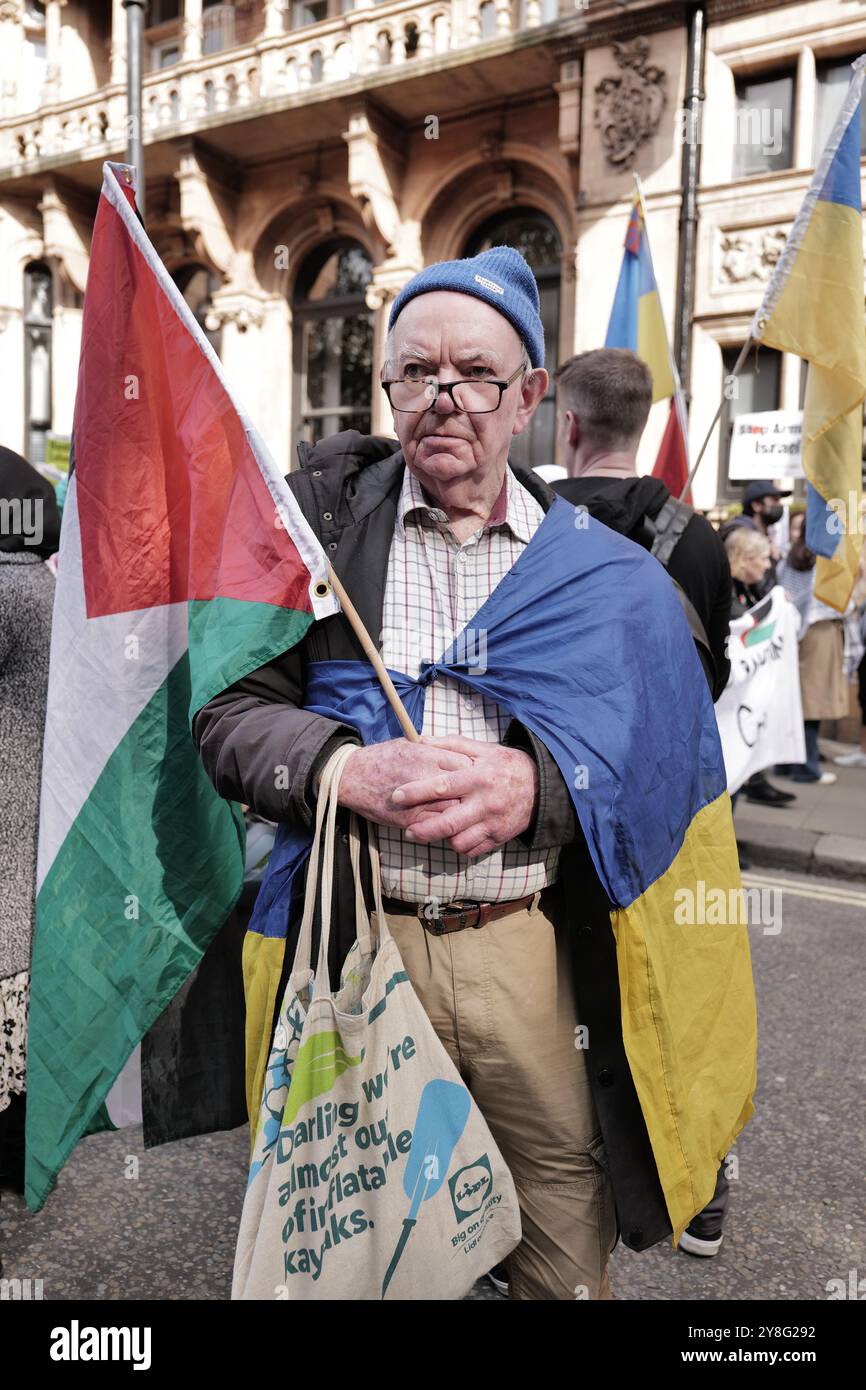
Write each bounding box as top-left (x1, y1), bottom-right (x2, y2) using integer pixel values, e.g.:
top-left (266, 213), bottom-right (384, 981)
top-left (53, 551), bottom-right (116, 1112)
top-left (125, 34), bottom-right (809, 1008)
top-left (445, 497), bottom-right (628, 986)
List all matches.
top-left (0, 496), bottom-right (43, 546)
top-left (674, 880), bottom-right (782, 935)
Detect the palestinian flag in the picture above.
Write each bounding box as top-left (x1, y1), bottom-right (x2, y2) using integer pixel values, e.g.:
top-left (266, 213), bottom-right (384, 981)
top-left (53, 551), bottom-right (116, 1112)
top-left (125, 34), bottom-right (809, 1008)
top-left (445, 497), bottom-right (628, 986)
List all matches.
top-left (25, 162), bottom-right (338, 1211)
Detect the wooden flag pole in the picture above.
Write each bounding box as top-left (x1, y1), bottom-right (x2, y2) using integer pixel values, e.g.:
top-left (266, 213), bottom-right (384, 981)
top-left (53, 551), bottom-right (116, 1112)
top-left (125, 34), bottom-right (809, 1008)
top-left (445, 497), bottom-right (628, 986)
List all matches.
top-left (326, 563), bottom-right (421, 742)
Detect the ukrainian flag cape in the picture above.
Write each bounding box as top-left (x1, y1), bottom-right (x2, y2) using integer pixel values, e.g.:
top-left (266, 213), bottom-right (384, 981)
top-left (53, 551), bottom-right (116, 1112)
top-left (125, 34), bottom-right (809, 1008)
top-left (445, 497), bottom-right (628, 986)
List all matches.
top-left (753, 55), bottom-right (866, 611)
top-left (243, 496), bottom-right (758, 1241)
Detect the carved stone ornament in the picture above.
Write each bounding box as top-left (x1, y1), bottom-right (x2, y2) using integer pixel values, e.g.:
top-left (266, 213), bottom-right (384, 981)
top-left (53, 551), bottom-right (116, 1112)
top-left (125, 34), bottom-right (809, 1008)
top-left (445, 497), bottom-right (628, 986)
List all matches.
top-left (205, 297), bottom-right (265, 333)
top-left (593, 38), bottom-right (667, 167)
top-left (0, 2), bottom-right (24, 22)
top-left (719, 227), bottom-right (789, 286)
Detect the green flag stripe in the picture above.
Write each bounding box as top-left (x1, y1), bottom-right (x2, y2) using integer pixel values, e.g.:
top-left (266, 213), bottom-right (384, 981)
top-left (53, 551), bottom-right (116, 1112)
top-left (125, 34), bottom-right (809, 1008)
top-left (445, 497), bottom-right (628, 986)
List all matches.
top-left (26, 650), bottom-right (244, 1211)
top-left (187, 596), bottom-right (313, 724)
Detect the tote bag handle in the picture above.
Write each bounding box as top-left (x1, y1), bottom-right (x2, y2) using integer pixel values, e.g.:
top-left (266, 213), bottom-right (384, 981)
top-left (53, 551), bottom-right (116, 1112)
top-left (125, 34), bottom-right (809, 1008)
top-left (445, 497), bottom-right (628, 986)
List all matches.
top-left (290, 743), bottom-right (387, 995)
top-left (313, 744), bottom-right (387, 1001)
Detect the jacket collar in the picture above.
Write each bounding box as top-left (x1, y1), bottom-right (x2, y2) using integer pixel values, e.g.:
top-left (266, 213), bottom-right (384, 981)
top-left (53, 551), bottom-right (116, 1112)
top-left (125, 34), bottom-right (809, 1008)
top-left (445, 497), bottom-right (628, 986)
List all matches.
top-left (297, 428), bottom-right (556, 526)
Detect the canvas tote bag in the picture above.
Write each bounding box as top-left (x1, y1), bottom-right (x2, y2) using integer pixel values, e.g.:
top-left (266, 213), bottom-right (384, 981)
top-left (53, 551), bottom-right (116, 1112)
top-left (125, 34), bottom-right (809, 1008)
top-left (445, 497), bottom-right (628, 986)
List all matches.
top-left (232, 742), bottom-right (522, 1300)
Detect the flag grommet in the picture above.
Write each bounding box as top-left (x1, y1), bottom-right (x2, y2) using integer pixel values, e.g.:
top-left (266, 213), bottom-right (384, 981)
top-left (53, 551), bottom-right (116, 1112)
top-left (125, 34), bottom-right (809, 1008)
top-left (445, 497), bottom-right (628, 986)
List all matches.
top-left (314, 580), bottom-right (331, 598)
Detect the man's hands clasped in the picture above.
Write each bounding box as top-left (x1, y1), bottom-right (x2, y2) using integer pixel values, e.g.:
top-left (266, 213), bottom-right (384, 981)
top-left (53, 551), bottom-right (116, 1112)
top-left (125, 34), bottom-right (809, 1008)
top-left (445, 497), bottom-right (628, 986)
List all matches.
top-left (338, 734), bottom-right (537, 858)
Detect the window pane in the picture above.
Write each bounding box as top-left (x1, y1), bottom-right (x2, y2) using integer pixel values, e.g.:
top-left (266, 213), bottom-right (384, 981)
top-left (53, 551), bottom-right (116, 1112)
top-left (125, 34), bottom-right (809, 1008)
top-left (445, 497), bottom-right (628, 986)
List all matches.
top-left (202, 4), bottom-right (236, 55)
top-left (718, 345), bottom-right (782, 493)
top-left (463, 209), bottom-right (561, 465)
top-left (733, 74), bottom-right (794, 175)
top-left (292, 1), bottom-right (327, 27)
top-left (299, 244), bottom-right (372, 302)
top-left (815, 59), bottom-right (866, 159)
top-left (294, 240), bottom-right (373, 447)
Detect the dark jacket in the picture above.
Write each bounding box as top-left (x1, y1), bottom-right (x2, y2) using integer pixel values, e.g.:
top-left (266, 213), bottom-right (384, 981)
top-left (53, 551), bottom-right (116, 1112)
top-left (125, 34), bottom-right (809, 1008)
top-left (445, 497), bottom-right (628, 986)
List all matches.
top-left (553, 475), bottom-right (732, 699)
top-left (192, 429), bottom-right (672, 1252)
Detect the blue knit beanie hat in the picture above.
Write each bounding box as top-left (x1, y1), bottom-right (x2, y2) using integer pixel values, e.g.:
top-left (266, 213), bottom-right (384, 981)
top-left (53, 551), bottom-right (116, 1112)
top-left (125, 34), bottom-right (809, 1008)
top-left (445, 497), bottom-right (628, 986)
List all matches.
top-left (387, 246), bottom-right (545, 368)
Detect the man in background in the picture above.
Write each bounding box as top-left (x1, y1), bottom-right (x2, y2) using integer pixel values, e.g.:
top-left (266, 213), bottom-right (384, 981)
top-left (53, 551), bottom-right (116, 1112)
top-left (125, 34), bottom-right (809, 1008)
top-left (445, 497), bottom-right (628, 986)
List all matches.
top-left (551, 348), bottom-right (731, 699)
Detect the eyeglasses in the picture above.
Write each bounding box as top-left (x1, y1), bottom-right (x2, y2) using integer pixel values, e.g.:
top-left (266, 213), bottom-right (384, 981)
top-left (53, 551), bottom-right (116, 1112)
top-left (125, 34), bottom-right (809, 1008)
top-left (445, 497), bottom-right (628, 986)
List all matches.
top-left (381, 364), bottom-right (525, 414)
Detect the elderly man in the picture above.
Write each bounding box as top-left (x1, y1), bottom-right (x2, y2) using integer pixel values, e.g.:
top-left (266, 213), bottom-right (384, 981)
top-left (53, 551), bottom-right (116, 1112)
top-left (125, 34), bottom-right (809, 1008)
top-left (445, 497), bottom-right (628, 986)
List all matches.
top-left (194, 246), bottom-right (756, 1301)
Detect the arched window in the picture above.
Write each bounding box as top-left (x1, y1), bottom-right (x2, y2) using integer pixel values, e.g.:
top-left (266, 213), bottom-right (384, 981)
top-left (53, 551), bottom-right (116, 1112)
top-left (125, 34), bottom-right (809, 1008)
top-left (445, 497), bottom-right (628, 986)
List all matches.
top-left (172, 264), bottom-right (222, 358)
top-left (24, 261), bottom-right (52, 465)
top-left (292, 239), bottom-right (373, 448)
top-left (479, 1), bottom-right (496, 40)
top-left (309, 50), bottom-right (323, 83)
top-left (463, 208), bottom-right (561, 470)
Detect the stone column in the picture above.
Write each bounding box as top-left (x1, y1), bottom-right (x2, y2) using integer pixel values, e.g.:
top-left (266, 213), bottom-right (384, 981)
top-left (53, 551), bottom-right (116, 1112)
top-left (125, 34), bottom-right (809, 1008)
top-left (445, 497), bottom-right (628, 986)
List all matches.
top-left (110, 0), bottom-right (126, 85)
top-left (793, 45), bottom-right (816, 170)
top-left (43, 0), bottom-right (63, 102)
top-left (264, 0), bottom-right (286, 38)
top-left (0, 1), bottom-right (25, 116)
top-left (183, 0), bottom-right (203, 62)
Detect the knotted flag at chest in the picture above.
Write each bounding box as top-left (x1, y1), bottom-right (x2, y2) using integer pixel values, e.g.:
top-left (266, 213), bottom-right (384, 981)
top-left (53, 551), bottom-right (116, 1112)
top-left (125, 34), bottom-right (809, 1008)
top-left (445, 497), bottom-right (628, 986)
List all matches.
top-left (243, 492), bottom-right (758, 1243)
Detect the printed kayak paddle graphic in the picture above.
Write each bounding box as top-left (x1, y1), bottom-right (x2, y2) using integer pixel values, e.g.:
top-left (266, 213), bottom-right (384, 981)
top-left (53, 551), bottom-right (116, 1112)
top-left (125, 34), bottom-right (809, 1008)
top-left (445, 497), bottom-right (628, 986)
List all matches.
top-left (381, 1079), bottom-right (472, 1297)
top-left (281, 1031), bottom-right (364, 1127)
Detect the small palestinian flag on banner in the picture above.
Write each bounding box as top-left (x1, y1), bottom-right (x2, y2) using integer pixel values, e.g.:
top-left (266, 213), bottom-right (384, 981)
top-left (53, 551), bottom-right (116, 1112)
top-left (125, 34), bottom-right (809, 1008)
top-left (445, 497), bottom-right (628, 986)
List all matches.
top-left (26, 162), bottom-right (338, 1211)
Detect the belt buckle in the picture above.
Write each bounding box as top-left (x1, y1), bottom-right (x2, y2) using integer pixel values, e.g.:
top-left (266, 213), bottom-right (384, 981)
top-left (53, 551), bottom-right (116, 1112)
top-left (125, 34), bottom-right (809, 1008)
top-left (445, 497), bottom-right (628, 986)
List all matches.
top-left (454, 901), bottom-right (483, 930)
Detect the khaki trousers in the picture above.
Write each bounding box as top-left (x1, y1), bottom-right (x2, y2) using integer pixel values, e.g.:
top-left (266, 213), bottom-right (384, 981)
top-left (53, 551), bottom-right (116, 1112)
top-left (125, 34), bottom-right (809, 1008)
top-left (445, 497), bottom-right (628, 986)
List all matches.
top-left (383, 896), bottom-right (617, 1300)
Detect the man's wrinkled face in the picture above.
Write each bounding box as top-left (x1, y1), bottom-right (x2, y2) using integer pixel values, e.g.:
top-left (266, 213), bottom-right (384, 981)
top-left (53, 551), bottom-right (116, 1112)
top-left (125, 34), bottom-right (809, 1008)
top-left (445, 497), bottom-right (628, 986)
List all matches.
top-left (383, 291), bottom-right (544, 492)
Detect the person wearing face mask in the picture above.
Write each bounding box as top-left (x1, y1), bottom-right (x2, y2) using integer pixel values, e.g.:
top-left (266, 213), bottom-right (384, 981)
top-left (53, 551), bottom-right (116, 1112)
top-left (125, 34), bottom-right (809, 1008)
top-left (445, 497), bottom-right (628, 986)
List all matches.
top-left (722, 481), bottom-right (792, 597)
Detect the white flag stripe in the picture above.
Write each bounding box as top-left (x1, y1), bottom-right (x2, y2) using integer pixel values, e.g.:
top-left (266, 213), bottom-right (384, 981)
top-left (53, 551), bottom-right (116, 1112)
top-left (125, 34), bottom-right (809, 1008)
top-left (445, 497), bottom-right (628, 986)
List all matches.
top-left (36, 473), bottom-right (188, 890)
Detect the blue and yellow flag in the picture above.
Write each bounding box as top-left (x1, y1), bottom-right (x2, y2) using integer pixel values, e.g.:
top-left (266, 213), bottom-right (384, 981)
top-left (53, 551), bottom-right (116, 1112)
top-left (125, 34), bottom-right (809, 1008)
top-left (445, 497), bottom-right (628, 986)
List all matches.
top-left (243, 497), bottom-right (758, 1243)
top-left (753, 55), bottom-right (866, 611)
top-left (605, 200), bottom-right (676, 402)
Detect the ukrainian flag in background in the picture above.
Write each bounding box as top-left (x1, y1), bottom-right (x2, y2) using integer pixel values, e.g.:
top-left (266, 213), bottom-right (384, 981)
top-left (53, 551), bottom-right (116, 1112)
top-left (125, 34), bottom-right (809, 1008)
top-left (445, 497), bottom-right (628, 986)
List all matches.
top-left (753, 55), bottom-right (866, 611)
top-left (605, 200), bottom-right (676, 402)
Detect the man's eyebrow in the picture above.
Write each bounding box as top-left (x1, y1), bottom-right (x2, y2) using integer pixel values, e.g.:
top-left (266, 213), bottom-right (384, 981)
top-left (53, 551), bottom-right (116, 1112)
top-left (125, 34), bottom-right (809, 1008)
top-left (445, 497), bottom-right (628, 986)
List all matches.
top-left (395, 343), bottom-right (504, 370)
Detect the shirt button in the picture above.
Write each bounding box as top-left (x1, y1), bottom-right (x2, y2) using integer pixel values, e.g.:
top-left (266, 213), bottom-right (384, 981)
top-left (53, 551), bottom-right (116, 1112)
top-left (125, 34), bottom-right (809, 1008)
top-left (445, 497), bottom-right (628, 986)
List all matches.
top-left (463, 697), bottom-right (476, 711)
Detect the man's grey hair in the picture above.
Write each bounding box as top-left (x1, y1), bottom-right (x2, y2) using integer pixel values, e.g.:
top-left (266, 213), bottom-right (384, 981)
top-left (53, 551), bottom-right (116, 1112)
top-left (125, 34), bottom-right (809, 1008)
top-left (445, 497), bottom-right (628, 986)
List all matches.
top-left (554, 348), bottom-right (652, 450)
top-left (381, 326), bottom-right (535, 382)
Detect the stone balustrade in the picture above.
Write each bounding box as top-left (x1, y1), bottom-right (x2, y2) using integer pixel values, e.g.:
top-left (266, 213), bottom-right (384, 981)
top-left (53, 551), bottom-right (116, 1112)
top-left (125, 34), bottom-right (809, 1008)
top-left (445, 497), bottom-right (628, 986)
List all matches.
top-left (0, 0), bottom-right (566, 173)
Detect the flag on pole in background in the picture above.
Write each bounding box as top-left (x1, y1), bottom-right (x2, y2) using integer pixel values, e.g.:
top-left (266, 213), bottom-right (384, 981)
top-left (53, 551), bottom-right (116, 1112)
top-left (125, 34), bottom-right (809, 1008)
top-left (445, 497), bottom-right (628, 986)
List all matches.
top-left (752, 55), bottom-right (866, 612)
top-left (605, 200), bottom-right (676, 402)
top-left (25, 161), bottom-right (339, 1211)
top-left (605, 198), bottom-right (691, 500)
top-left (653, 397), bottom-right (691, 503)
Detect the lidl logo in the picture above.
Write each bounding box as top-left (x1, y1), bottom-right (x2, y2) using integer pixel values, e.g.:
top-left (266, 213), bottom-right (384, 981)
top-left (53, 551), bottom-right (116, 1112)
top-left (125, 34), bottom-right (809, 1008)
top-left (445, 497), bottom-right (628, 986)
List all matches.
top-left (449, 1155), bottom-right (493, 1221)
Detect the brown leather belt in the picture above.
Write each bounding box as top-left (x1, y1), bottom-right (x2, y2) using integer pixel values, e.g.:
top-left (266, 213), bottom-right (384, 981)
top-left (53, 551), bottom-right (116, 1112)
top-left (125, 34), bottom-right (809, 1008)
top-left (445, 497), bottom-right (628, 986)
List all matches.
top-left (382, 893), bottom-right (536, 935)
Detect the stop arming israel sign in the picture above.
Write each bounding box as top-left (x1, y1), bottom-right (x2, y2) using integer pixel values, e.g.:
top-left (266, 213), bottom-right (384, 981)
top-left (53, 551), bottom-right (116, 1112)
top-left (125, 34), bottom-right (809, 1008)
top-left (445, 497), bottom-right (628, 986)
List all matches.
top-left (715, 586), bottom-right (806, 794)
top-left (728, 411), bottom-right (804, 481)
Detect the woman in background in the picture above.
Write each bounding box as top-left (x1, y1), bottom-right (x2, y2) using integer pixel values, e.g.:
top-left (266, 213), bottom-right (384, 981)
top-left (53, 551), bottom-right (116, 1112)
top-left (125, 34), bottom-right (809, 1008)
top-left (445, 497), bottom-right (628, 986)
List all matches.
top-left (776, 511), bottom-right (846, 786)
top-left (0, 449), bottom-right (58, 1221)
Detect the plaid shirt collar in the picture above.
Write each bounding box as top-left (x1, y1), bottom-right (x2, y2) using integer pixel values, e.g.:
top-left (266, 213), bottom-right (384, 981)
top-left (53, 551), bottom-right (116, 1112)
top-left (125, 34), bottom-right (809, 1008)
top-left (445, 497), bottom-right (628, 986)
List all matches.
top-left (396, 463), bottom-right (534, 543)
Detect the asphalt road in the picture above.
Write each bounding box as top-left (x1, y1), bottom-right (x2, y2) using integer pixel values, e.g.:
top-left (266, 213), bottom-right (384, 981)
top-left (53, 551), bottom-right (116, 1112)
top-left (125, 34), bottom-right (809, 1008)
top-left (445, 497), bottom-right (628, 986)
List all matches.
top-left (2, 870), bottom-right (863, 1303)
